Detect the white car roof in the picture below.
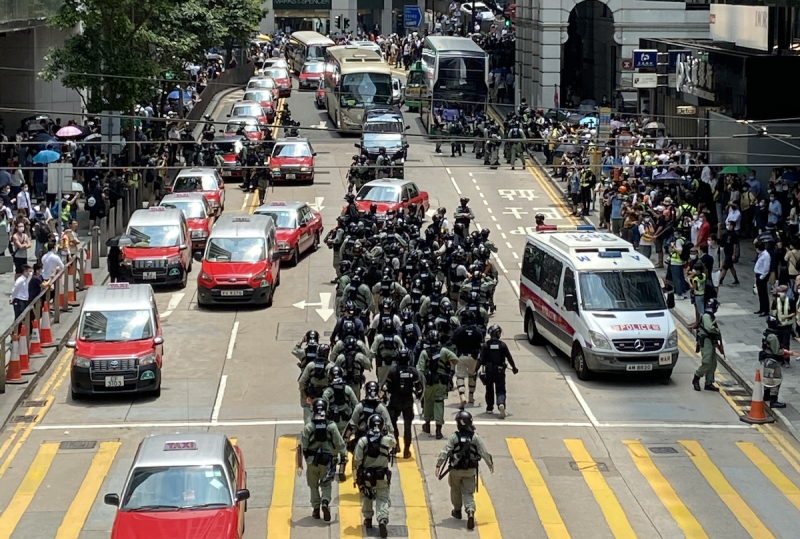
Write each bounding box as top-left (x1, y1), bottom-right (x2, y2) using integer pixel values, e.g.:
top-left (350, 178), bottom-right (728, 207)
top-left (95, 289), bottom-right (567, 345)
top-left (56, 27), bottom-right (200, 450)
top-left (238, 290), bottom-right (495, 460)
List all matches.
top-left (128, 207), bottom-right (185, 228)
top-left (82, 283), bottom-right (155, 312)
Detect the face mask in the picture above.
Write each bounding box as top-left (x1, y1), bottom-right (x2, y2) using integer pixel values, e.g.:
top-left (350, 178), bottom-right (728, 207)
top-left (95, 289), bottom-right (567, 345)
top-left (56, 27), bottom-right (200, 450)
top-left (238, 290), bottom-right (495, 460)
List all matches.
top-left (770, 197), bottom-right (775, 202)
top-left (17, 226), bottom-right (24, 232)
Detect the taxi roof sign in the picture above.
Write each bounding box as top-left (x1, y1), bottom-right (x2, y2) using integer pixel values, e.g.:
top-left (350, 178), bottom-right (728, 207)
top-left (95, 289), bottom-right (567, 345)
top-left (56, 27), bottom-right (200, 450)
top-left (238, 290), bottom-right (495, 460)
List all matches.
top-left (164, 441), bottom-right (197, 451)
top-left (231, 217), bottom-right (251, 222)
top-left (107, 283), bottom-right (130, 290)
top-left (174, 193), bottom-right (191, 197)
top-left (271, 202), bottom-right (286, 205)
top-left (148, 206), bottom-right (166, 211)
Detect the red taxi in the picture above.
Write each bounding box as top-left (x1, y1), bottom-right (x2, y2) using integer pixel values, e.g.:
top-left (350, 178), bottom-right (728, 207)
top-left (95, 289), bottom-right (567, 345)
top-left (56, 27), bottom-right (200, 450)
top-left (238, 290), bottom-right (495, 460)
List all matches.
top-left (242, 90), bottom-right (276, 121)
top-left (353, 178), bottom-right (430, 221)
top-left (121, 207), bottom-right (194, 289)
top-left (105, 434), bottom-right (248, 539)
top-left (269, 138), bottom-right (316, 184)
top-left (261, 67), bottom-right (291, 97)
top-left (299, 61), bottom-right (325, 89)
top-left (255, 201), bottom-right (324, 266)
top-left (68, 283), bottom-right (163, 399)
top-left (223, 117), bottom-right (263, 141)
top-left (210, 135), bottom-right (247, 182)
top-left (229, 101), bottom-right (269, 127)
top-left (160, 192), bottom-right (215, 251)
top-left (172, 167), bottom-right (226, 212)
top-left (246, 76), bottom-right (280, 101)
top-left (196, 214), bottom-right (281, 307)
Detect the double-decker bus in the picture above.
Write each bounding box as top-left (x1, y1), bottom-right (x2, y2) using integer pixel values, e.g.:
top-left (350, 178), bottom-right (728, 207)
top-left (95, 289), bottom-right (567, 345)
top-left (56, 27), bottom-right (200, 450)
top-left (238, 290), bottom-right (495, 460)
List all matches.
top-left (286, 31), bottom-right (334, 74)
top-left (419, 36), bottom-right (489, 134)
top-left (323, 45), bottom-right (393, 132)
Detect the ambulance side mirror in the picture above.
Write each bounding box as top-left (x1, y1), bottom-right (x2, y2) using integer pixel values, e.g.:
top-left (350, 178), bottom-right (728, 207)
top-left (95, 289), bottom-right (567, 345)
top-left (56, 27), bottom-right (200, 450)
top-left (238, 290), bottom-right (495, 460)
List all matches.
top-left (563, 294), bottom-right (578, 312)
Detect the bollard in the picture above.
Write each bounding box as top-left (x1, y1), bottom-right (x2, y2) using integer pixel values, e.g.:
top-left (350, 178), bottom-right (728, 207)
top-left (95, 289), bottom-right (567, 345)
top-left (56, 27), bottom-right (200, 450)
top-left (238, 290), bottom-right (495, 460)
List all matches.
top-left (108, 207), bottom-right (117, 238)
top-left (0, 338), bottom-right (5, 390)
top-left (53, 274), bottom-right (62, 323)
top-left (116, 203), bottom-right (123, 237)
top-left (92, 226), bottom-right (100, 269)
top-left (100, 217), bottom-right (109, 258)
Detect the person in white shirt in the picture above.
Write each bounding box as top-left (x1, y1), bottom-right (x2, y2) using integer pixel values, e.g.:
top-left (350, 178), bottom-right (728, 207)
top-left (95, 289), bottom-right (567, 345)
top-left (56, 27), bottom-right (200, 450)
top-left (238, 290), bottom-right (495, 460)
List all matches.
top-left (41, 242), bottom-right (65, 281)
top-left (10, 264), bottom-right (32, 325)
top-left (754, 241), bottom-right (771, 316)
top-left (13, 184), bottom-right (33, 218)
top-left (725, 202), bottom-right (742, 232)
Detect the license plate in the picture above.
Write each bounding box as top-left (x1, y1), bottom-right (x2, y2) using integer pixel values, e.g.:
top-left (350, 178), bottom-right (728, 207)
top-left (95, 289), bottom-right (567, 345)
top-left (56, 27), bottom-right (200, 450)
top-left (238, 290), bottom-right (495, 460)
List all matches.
top-left (143, 272), bottom-right (157, 280)
top-left (626, 364), bottom-right (653, 372)
top-left (220, 290), bottom-right (244, 297)
top-left (285, 174), bottom-right (296, 179)
top-left (658, 353), bottom-right (673, 366)
top-left (105, 376), bottom-right (125, 388)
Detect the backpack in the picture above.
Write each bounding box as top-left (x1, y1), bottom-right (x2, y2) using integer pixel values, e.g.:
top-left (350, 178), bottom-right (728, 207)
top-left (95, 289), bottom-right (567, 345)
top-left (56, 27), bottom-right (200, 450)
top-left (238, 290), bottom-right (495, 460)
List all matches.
top-left (680, 241), bottom-right (694, 262)
top-left (33, 212), bottom-right (50, 243)
top-left (452, 432), bottom-right (480, 469)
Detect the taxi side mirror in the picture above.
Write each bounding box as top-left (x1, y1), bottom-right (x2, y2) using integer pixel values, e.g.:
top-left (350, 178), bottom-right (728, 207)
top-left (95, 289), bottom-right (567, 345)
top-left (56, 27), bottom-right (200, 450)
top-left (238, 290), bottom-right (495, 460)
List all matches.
top-left (235, 489), bottom-right (250, 503)
top-left (104, 493), bottom-right (120, 506)
top-left (66, 340), bottom-right (76, 349)
top-left (405, 125), bottom-right (410, 131)
top-left (563, 293), bottom-right (578, 312)
top-left (153, 336), bottom-right (164, 345)
top-left (272, 252), bottom-right (282, 263)
top-left (179, 244), bottom-right (188, 251)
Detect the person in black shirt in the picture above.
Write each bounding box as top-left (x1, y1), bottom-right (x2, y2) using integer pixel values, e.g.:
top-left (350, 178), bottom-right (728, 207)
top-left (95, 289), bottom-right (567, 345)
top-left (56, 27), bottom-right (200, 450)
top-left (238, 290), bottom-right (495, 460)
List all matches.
top-left (27, 263), bottom-right (46, 313)
top-left (719, 221), bottom-right (740, 285)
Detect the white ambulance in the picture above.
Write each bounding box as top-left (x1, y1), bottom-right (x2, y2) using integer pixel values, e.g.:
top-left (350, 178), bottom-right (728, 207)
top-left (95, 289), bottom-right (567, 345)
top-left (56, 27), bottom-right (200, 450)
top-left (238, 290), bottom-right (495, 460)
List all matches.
top-left (519, 225), bottom-right (678, 380)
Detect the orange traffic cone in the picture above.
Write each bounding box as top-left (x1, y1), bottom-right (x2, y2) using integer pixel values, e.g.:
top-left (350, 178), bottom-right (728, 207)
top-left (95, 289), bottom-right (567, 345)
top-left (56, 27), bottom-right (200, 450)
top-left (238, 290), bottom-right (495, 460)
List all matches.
top-left (39, 301), bottom-right (55, 348)
top-left (29, 318), bottom-right (45, 358)
top-left (84, 250), bottom-right (94, 287)
top-left (740, 368), bottom-right (775, 424)
top-left (18, 324), bottom-right (36, 376)
top-left (5, 334), bottom-right (28, 385)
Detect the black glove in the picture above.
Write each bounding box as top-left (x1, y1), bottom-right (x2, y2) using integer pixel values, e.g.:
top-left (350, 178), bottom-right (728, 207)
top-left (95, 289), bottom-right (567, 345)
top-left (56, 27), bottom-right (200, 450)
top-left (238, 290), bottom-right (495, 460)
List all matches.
top-left (512, 367), bottom-right (519, 375)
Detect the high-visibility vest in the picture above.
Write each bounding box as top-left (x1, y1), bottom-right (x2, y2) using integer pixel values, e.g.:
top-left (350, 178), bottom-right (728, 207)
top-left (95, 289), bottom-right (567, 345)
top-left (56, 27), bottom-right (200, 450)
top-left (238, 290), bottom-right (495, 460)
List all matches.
top-left (777, 297), bottom-right (794, 326)
top-left (670, 240), bottom-right (684, 265)
top-left (692, 274), bottom-right (706, 296)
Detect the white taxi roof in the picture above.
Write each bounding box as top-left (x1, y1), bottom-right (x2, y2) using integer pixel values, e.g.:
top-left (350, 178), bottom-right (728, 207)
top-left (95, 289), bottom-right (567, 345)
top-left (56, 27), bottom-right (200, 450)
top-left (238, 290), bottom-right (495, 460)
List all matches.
top-left (133, 433), bottom-right (229, 468)
top-left (160, 192), bottom-right (209, 205)
top-left (209, 214), bottom-right (274, 239)
top-left (528, 231), bottom-right (654, 271)
top-left (82, 283), bottom-right (155, 312)
top-left (175, 167), bottom-right (218, 178)
top-left (363, 178), bottom-right (413, 188)
top-left (128, 207), bottom-right (184, 228)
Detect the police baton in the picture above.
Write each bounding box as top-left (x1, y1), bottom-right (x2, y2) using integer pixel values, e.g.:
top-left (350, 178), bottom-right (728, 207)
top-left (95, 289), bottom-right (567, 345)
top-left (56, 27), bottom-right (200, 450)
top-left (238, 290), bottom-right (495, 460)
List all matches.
top-left (295, 444), bottom-right (304, 476)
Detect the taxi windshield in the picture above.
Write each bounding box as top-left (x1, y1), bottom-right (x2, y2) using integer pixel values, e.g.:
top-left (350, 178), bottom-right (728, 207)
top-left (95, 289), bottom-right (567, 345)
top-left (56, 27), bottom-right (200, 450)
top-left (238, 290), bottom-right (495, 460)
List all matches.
top-left (273, 143), bottom-right (311, 157)
top-left (173, 175), bottom-right (217, 192)
top-left (257, 210), bottom-right (296, 228)
top-left (162, 201), bottom-right (207, 219)
top-left (356, 184), bottom-right (399, 202)
top-left (302, 63), bottom-right (324, 74)
top-left (79, 310), bottom-right (154, 342)
top-left (264, 68), bottom-right (289, 80)
top-left (122, 465), bottom-right (232, 510)
top-left (579, 270), bottom-right (666, 311)
top-left (206, 237), bottom-right (266, 262)
top-left (127, 225), bottom-right (181, 247)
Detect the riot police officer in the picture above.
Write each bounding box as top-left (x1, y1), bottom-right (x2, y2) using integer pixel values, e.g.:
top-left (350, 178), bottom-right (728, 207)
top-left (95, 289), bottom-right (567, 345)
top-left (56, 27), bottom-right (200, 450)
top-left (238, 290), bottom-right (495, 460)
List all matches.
top-left (299, 344), bottom-right (332, 423)
top-left (693, 297), bottom-right (721, 392)
top-left (322, 366), bottom-right (359, 479)
top-left (333, 334), bottom-right (373, 397)
top-left (417, 330), bottom-right (458, 439)
top-left (353, 414), bottom-right (396, 537)
top-left (508, 120), bottom-right (526, 170)
top-left (371, 317), bottom-right (406, 387)
top-left (345, 381), bottom-right (393, 451)
top-left (453, 197), bottom-right (474, 240)
top-left (381, 348), bottom-right (423, 458)
top-left (435, 411), bottom-right (493, 530)
top-left (347, 155), bottom-right (361, 193)
top-left (293, 330), bottom-right (320, 369)
top-left (376, 147), bottom-right (391, 179)
top-left (300, 398), bottom-right (345, 521)
top-left (761, 315), bottom-right (791, 408)
top-left (477, 324), bottom-right (518, 418)
top-left (451, 314), bottom-right (484, 409)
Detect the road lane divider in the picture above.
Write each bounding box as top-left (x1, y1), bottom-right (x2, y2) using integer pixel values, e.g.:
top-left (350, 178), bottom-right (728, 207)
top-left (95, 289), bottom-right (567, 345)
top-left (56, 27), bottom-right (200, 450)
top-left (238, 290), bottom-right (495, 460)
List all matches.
top-left (267, 436), bottom-right (297, 539)
top-left (679, 440), bottom-right (775, 539)
top-left (507, 438), bottom-right (571, 539)
top-left (737, 441), bottom-right (800, 512)
top-left (396, 445), bottom-right (433, 539)
top-left (211, 374), bottom-right (228, 423)
top-left (0, 442), bottom-right (59, 539)
top-left (564, 439), bottom-right (637, 539)
top-left (54, 441), bottom-right (120, 539)
top-left (226, 321), bottom-right (240, 360)
top-left (624, 440), bottom-right (707, 539)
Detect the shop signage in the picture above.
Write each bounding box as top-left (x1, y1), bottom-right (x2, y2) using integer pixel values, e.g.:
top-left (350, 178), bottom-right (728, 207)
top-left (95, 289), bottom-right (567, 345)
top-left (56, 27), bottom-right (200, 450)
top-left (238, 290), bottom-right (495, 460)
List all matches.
top-left (273, 0), bottom-right (332, 9)
top-left (633, 73), bottom-right (657, 89)
top-left (633, 50), bottom-right (657, 69)
top-left (677, 105), bottom-right (697, 116)
top-left (675, 54), bottom-right (715, 101)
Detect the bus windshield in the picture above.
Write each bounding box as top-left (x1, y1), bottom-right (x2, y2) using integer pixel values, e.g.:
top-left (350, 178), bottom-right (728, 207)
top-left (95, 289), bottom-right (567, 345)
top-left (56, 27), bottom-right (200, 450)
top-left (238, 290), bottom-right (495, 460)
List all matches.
top-left (307, 46), bottom-right (326, 60)
top-left (340, 73), bottom-right (392, 107)
top-left (579, 271), bottom-right (666, 311)
top-left (436, 56), bottom-right (487, 93)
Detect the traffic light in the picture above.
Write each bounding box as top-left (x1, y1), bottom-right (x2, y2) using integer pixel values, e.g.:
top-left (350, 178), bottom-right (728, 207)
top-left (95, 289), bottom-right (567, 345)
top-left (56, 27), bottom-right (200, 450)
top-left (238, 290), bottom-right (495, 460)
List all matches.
top-left (335, 15), bottom-right (341, 29)
top-left (344, 18), bottom-right (350, 29)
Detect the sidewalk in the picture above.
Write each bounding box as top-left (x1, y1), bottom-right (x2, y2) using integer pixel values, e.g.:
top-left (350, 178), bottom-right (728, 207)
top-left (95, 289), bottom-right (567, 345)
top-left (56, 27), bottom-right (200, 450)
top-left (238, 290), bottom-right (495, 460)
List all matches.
top-left (519, 139), bottom-right (800, 439)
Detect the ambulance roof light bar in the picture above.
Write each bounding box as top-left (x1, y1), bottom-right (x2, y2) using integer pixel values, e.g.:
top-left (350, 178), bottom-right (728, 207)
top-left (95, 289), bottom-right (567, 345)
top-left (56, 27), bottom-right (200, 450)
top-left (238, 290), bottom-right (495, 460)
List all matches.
top-left (536, 225), bottom-right (596, 233)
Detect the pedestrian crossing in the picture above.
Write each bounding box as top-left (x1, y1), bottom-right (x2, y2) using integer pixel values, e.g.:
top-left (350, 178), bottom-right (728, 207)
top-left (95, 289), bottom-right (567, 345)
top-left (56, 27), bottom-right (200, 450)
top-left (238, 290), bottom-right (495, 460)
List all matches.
top-left (3, 432), bottom-right (800, 538)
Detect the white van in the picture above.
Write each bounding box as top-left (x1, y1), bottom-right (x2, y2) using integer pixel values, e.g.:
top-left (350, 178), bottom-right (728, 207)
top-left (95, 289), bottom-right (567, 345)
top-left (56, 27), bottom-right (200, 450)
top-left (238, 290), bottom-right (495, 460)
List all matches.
top-left (519, 226), bottom-right (678, 380)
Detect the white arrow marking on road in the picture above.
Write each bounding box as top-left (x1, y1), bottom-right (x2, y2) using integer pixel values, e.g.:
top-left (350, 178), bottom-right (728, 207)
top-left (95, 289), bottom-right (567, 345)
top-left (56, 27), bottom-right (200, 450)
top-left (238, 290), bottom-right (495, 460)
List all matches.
top-left (308, 197), bottom-right (325, 212)
top-left (503, 207), bottom-right (529, 219)
top-left (425, 208), bottom-right (436, 217)
top-left (317, 121), bottom-right (327, 129)
top-left (293, 292), bottom-right (334, 321)
top-left (160, 292), bottom-right (186, 320)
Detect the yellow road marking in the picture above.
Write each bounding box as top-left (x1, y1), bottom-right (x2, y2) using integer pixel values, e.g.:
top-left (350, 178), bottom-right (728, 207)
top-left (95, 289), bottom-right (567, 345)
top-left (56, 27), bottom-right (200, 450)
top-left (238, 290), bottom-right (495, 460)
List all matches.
top-left (338, 462), bottom-right (363, 538)
top-left (564, 439), bottom-right (637, 539)
top-left (249, 187), bottom-right (259, 214)
top-left (55, 441), bottom-right (120, 539)
top-left (473, 474), bottom-right (502, 539)
top-left (0, 442), bottom-right (59, 539)
top-left (756, 426), bottom-right (800, 476)
top-left (679, 440), bottom-right (775, 538)
top-left (230, 438), bottom-right (238, 446)
top-left (396, 445), bottom-right (433, 539)
top-left (507, 438), bottom-right (570, 539)
top-left (0, 350), bottom-right (72, 481)
top-left (624, 440), bottom-right (707, 538)
top-left (738, 441), bottom-right (800, 512)
top-left (267, 437), bottom-right (297, 539)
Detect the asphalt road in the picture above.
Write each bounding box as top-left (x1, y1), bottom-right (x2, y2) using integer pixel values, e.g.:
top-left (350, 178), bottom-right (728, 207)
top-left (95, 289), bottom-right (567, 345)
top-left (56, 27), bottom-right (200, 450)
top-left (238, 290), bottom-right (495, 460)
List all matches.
top-left (2, 73), bottom-right (800, 539)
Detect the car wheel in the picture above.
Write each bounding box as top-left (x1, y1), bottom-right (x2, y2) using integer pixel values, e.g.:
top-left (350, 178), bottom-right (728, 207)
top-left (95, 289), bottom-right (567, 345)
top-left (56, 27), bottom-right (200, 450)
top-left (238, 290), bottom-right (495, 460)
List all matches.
top-left (179, 270), bottom-right (188, 289)
top-left (71, 388), bottom-right (83, 401)
top-left (312, 233), bottom-right (320, 252)
top-left (525, 311), bottom-right (542, 345)
top-left (573, 345), bottom-right (593, 381)
top-left (151, 383), bottom-right (162, 399)
top-left (266, 287), bottom-right (274, 308)
top-left (290, 246), bottom-right (300, 267)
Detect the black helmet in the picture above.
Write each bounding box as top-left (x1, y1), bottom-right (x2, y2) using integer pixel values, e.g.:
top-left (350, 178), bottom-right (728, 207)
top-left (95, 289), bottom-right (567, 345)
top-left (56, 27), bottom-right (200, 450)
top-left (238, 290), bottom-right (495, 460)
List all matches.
top-left (472, 270), bottom-right (482, 281)
top-left (364, 381), bottom-right (380, 400)
top-left (705, 297), bottom-right (720, 314)
top-left (397, 348), bottom-right (410, 365)
top-left (339, 259), bottom-right (352, 272)
top-left (312, 398), bottom-right (328, 419)
top-left (379, 146), bottom-right (387, 154)
top-left (427, 328), bottom-right (439, 342)
top-left (535, 213), bottom-right (545, 223)
top-left (381, 317), bottom-right (395, 333)
top-left (381, 297), bottom-right (393, 312)
top-left (344, 300), bottom-right (356, 315)
top-left (441, 300), bottom-right (453, 317)
top-left (488, 324), bottom-right (502, 339)
top-left (468, 291), bottom-right (481, 304)
top-left (480, 228), bottom-right (490, 239)
top-left (305, 330), bottom-right (320, 343)
top-left (455, 410), bottom-right (474, 432)
top-left (401, 308), bottom-right (414, 323)
top-left (367, 413), bottom-right (385, 434)
top-left (460, 197), bottom-right (469, 207)
top-left (767, 315), bottom-right (779, 329)
top-left (344, 335), bottom-right (358, 351)
top-left (317, 344), bottom-right (331, 360)
top-left (359, 155), bottom-right (368, 164)
top-left (329, 365), bottom-right (344, 384)
top-left (343, 319), bottom-right (356, 336)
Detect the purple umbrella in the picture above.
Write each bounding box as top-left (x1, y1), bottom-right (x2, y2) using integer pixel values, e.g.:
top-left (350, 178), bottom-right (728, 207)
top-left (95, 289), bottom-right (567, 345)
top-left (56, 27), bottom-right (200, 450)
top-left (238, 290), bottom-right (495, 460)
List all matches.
top-left (56, 125), bottom-right (84, 138)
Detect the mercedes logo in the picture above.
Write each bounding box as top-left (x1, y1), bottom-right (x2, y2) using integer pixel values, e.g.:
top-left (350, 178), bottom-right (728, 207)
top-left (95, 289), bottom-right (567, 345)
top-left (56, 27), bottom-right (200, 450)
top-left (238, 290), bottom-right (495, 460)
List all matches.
top-left (633, 339), bottom-right (646, 352)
